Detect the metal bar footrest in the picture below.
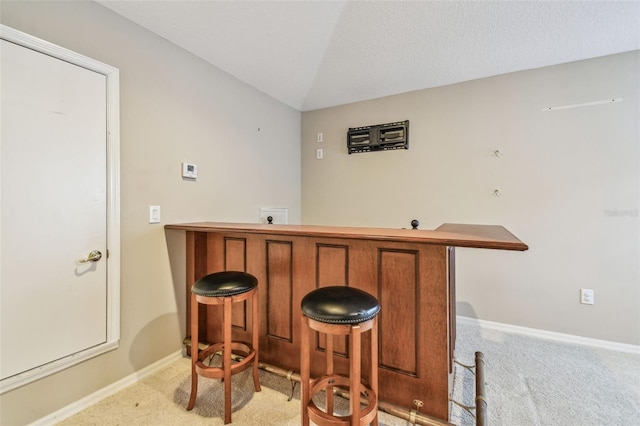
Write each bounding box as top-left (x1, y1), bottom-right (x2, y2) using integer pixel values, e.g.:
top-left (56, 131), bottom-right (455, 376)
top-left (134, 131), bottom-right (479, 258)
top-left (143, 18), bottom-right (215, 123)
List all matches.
top-left (450, 351), bottom-right (487, 426)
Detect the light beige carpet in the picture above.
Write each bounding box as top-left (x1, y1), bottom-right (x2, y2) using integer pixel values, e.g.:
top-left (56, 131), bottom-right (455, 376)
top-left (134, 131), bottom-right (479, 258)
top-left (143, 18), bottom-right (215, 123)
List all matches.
top-left (56, 356), bottom-right (408, 425)
top-left (55, 319), bottom-right (640, 425)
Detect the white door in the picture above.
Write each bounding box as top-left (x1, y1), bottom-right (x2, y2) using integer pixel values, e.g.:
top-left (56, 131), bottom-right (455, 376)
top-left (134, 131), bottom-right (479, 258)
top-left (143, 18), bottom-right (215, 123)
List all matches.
top-left (0, 26), bottom-right (120, 392)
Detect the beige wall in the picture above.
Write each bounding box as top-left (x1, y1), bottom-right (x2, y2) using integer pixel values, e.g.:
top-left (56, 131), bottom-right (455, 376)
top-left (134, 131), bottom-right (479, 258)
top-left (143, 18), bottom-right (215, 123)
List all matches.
top-left (302, 51), bottom-right (639, 346)
top-left (1, 1), bottom-right (300, 424)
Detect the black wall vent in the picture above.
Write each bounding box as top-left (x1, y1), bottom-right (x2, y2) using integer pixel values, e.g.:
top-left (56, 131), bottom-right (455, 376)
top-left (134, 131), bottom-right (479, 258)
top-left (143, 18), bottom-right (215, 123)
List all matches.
top-left (347, 120), bottom-right (409, 154)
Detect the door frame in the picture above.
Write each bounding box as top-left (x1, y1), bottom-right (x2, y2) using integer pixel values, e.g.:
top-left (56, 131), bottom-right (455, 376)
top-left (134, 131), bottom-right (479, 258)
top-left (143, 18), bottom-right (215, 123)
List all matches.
top-left (0, 25), bottom-right (120, 394)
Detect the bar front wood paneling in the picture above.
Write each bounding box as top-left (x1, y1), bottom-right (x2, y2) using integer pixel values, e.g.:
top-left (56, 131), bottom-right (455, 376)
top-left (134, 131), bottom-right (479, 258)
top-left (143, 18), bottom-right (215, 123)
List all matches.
top-left (166, 222), bottom-right (527, 421)
top-left (266, 239), bottom-right (293, 343)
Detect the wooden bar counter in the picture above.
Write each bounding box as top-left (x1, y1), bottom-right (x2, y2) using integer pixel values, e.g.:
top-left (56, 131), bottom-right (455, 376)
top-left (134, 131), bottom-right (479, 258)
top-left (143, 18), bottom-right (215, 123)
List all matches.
top-left (165, 222), bottom-right (528, 421)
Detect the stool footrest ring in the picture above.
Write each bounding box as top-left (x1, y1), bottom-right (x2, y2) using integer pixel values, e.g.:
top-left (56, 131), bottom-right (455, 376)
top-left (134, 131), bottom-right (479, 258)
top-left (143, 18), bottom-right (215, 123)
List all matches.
top-left (307, 374), bottom-right (378, 426)
top-left (195, 341), bottom-right (256, 379)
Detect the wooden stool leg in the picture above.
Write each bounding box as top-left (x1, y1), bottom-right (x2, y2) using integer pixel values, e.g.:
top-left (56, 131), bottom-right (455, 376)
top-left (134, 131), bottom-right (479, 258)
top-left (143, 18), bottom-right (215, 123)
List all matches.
top-left (301, 315), bottom-right (310, 426)
top-left (371, 317), bottom-right (379, 426)
top-left (350, 325), bottom-right (361, 426)
top-left (187, 293), bottom-right (198, 411)
top-left (252, 288), bottom-right (261, 392)
top-left (223, 297), bottom-right (232, 424)
top-left (326, 331), bottom-right (334, 416)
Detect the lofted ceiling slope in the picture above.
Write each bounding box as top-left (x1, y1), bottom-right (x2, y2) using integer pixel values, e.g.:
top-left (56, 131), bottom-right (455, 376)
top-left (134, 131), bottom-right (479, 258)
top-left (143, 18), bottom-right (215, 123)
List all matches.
top-left (96, 0), bottom-right (640, 112)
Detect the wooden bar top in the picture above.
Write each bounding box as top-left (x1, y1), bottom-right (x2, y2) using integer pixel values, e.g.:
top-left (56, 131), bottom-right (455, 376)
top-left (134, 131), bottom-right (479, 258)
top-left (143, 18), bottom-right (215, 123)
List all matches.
top-left (165, 222), bottom-right (528, 251)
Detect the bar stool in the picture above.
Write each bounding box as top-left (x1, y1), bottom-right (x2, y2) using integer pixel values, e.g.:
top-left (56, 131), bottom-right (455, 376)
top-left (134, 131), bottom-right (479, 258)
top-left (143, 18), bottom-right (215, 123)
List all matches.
top-left (300, 286), bottom-right (380, 426)
top-left (186, 271), bottom-right (261, 424)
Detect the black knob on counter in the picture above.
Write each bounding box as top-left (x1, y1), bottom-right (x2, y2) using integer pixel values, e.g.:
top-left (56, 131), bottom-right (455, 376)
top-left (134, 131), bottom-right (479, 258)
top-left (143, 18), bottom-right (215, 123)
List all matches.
top-left (411, 219), bottom-right (419, 230)
top-left (267, 216), bottom-right (273, 224)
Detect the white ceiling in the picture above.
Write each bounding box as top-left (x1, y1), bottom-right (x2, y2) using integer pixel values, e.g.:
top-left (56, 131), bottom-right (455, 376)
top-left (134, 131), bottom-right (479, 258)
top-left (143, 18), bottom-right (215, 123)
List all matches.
top-left (97, 0), bottom-right (640, 112)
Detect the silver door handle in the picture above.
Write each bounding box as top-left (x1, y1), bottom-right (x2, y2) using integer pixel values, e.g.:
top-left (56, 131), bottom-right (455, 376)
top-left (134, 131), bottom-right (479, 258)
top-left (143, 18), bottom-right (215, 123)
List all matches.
top-left (79, 250), bottom-right (102, 263)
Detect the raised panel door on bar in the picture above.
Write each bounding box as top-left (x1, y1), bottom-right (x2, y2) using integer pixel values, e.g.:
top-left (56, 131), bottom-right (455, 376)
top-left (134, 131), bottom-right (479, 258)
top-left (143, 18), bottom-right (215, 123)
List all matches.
top-left (187, 232), bottom-right (214, 347)
top-left (306, 239), bottom-right (377, 381)
top-left (379, 249), bottom-right (419, 376)
top-left (185, 233), bottom-right (257, 352)
top-left (378, 243), bottom-right (451, 420)
top-left (316, 244), bottom-right (349, 357)
top-left (262, 235), bottom-right (299, 370)
top-left (265, 240), bottom-right (293, 343)
top-left (200, 235), bottom-right (251, 343)
top-left (225, 237), bottom-right (248, 331)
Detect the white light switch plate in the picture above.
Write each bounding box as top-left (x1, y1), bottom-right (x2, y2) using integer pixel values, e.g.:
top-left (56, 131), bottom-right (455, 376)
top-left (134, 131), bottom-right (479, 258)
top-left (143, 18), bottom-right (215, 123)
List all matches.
top-left (149, 205), bottom-right (161, 224)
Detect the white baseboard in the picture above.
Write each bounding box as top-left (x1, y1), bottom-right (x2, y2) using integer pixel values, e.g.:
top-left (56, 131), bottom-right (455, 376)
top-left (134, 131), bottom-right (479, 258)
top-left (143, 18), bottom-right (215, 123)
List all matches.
top-left (30, 350), bottom-right (184, 426)
top-left (457, 315), bottom-right (640, 354)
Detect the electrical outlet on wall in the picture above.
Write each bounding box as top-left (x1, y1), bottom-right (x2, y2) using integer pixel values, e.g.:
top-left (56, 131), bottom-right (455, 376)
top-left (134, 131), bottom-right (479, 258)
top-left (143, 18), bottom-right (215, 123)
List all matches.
top-left (580, 288), bottom-right (594, 305)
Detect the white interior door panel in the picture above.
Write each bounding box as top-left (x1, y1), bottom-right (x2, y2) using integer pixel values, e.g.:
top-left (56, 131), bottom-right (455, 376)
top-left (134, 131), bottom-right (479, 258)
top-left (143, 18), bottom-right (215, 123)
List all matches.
top-left (0, 26), bottom-right (120, 393)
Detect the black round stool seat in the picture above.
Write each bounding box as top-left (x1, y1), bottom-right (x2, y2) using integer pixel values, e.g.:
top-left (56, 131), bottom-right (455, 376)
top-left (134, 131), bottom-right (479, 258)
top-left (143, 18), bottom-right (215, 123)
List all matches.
top-left (301, 286), bottom-right (380, 324)
top-left (192, 271), bottom-right (257, 298)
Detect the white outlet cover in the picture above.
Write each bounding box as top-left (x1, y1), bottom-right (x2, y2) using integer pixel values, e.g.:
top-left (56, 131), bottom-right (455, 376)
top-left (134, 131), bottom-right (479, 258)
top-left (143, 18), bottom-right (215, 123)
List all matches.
top-left (580, 288), bottom-right (594, 305)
